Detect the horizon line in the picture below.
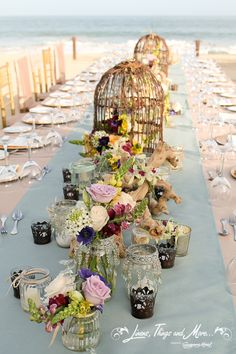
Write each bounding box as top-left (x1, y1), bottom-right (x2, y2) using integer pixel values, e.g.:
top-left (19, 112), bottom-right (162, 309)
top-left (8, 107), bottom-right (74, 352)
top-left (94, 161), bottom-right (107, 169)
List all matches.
top-left (0, 14), bottom-right (236, 17)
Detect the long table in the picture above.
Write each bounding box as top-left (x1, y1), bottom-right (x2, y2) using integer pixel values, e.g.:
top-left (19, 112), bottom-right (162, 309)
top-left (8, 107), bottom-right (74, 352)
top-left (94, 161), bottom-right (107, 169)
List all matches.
top-left (1, 63), bottom-right (236, 354)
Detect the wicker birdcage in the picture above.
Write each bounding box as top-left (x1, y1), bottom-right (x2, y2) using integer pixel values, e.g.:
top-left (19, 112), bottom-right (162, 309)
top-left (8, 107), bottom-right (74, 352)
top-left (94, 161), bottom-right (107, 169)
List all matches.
top-left (134, 33), bottom-right (169, 76)
top-left (93, 60), bottom-right (164, 153)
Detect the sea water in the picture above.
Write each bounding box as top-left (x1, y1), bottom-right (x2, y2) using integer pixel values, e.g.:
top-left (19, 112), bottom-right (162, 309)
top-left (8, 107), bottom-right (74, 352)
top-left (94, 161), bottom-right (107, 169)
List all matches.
top-left (0, 15), bottom-right (235, 53)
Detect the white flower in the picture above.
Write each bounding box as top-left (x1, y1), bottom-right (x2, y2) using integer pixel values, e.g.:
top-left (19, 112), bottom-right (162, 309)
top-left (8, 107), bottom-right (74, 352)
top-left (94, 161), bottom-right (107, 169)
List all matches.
top-left (44, 272), bottom-right (75, 300)
top-left (117, 192), bottom-right (136, 209)
top-left (90, 205), bottom-right (109, 231)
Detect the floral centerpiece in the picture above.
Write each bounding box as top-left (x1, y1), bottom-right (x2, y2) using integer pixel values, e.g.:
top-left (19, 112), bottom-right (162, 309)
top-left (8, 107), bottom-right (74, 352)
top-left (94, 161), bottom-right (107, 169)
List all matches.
top-left (66, 176), bottom-right (147, 291)
top-left (70, 130), bottom-right (143, 174)
top-left (28, 269), bottom-right (111, 351)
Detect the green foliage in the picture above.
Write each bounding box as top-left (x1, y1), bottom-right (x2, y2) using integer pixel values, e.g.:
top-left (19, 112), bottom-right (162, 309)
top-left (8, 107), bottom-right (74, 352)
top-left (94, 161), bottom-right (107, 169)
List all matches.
top-left (69, 139), bottom-right (84, 146)
top-left (133, 198), bottom-right (148, 219)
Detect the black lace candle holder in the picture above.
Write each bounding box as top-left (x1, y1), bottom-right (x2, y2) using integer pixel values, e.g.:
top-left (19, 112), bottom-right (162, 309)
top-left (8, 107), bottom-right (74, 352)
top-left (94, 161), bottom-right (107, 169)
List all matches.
top-left (157, 237), bottom-right (176, 269)
top-left (31, 221), bottom-right (51, 245)
top-left (130, 286), bottom-right (156, 319)
top-left (63, 184), bottom-right (79, 201)
top-left (62, 168), bottom-right (71, 183)
top-left (10, 268), bottom-right (23, 298)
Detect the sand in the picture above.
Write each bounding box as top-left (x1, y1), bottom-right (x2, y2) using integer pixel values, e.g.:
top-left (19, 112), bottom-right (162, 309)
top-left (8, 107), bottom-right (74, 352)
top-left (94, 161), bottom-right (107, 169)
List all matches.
top-left (201, 53), bottom-right (236, 81)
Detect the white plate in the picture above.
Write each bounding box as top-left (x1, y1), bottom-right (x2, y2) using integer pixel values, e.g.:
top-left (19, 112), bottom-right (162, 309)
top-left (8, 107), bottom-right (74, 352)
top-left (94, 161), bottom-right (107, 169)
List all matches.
top-left (3, 124), bottom-right (32, 134)
top-left (0, 165), bottom-right (19, 183)
top-left (219, 92), bottom-right (236, 99)
top-left (226, 106), bottom-right (236, 112)
top-left (42, 98), bottom-right (83, 108)
top-left (0, 135), bottom-right (45, 150)
top-left (219, 99), bottom-right (236, 107)
top-left (29, 106), bottom-right (52, 115)
top-left (49, 91), bottom-right (72, 99)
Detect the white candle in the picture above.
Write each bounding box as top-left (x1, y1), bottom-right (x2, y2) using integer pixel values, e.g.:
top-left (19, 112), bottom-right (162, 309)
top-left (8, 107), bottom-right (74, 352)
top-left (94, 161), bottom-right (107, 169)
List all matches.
top-left (21, 287), bottom-right (41, 312)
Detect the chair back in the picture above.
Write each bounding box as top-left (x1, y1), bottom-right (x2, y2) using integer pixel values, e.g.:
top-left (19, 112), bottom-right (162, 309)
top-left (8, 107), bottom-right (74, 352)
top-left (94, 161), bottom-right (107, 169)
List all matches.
top-left (0, 63), bottom-right (15, 127)
top-left (42, 47), bottom-right (55, 92)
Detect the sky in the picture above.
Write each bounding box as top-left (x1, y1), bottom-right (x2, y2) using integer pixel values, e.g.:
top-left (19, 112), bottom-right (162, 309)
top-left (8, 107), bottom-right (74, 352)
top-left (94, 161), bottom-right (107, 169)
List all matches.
top-left (1, 0), bottom-right (236, 16)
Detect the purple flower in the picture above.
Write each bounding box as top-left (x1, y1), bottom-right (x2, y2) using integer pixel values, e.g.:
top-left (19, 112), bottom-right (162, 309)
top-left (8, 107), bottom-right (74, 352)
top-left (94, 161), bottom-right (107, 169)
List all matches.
top-left (98, 136), bottom-right (109, 147)
top-left (86, 184), bottom-right (117, 203)
top-left (96, 136), bottom-right (110, 154)
top-left (79, 268), bottom-right (111, 288)
top-left (82, 275), bottom-right (111, 305)
top-left (96, 304), bottom-right (104, 313)
top-left (77, 226), bottom-right (95, 245)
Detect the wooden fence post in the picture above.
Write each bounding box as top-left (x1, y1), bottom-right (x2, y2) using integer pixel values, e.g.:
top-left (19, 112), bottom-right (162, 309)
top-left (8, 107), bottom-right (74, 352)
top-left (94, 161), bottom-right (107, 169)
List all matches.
top-left (72, 36), bottom-right (77, 60)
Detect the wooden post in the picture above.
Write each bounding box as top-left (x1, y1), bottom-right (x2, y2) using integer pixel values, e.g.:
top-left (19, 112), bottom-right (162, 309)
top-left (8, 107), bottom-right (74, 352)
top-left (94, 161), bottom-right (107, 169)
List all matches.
top-left (72, 37), bottom-right (77, 60)
top-left (195, 40), bottom-right (201, 57)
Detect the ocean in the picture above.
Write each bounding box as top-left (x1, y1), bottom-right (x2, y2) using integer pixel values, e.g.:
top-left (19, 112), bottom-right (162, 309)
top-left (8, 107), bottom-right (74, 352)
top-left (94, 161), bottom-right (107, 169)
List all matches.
top-left (0, 16), bottom-right (236, 52)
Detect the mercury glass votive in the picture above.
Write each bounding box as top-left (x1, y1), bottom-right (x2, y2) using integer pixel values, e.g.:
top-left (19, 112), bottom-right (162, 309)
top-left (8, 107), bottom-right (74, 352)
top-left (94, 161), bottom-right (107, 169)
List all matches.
top-left (131, 226), bottom-right (150, 245)
top-left (176, 225), bottom-right (191, 257)
top-left (122, 244), bottom-right (161, 319)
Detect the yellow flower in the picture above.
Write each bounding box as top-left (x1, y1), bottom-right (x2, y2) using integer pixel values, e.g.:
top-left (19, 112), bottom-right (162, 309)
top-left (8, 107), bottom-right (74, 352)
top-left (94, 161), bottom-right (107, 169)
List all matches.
top-left (78, 300), bottom-right (92, 317)
top-left (108, 156), bottom-right (121, 171)
top-left (118, 114), bottom-right (129, 135)
top-left (131, 142), bottom-right (143, 155)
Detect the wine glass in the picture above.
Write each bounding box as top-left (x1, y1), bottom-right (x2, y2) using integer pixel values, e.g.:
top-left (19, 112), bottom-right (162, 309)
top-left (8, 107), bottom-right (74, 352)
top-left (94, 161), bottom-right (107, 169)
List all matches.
top-left (59, 259), bottom-right (76, 275)
top-left (210, 153), bottom-right (231, 206)
top-left (21, 135), bottom-right (43, 187)
top-left (45, 112), bottom-right (64, 152)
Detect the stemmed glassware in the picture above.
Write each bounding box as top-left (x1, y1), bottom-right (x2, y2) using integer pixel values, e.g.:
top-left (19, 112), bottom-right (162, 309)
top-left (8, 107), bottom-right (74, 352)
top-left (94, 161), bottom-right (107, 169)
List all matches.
top-left (20, 135), bottom-right (43, 187)
top-left (45, 111), bottom-right (63, 152)
top-left (0, 135), bottom-right (18, 190)
top-left (210, 153), bottom-right (231, 206)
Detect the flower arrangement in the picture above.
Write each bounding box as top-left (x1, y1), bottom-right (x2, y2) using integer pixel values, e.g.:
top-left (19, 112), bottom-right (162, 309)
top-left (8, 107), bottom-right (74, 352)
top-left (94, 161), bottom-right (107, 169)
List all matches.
top-left (104, 109), bottom-right (131, 135)
top-left (154, 219), bottom-right (180, 241)
top-left (28, 269), bottom-right (111, 337)
top-left (65, 183), bottom-right (147, 245)
top-left (69, 130), bottom-right (111, 157)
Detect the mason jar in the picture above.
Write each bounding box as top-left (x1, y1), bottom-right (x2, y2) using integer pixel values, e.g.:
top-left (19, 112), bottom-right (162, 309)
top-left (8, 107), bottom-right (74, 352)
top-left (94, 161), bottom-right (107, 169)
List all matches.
top-left (19, 268), bottom-right (51, 312)
top-left (70, 159), bottom-right (96, 193)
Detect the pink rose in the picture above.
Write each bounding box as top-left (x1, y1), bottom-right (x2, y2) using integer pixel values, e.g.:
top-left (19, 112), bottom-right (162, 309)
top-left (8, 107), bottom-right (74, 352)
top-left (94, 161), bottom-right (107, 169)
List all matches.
top-left (82, 275), bottom-right (111, 305)
top-left (86, 184), bottom-right (117, 203)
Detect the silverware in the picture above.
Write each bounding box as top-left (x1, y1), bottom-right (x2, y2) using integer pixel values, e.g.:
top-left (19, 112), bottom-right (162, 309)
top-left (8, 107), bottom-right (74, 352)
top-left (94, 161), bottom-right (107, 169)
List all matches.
top-left (42, 165), bottom-right (52, 177)
top-left (0, 215), bottom-right (8, 234)
top-left (229, 215), bottom-right (236, 241)
top-left (10, 210), bottom-right (23, 235)
top-left (219, 218), bottom-right (228, 236)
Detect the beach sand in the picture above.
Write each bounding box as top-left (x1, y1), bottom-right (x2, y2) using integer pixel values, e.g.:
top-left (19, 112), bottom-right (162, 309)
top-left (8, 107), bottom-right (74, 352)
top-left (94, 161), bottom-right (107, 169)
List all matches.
top-left (202, 53), bottom-right (236, 81)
